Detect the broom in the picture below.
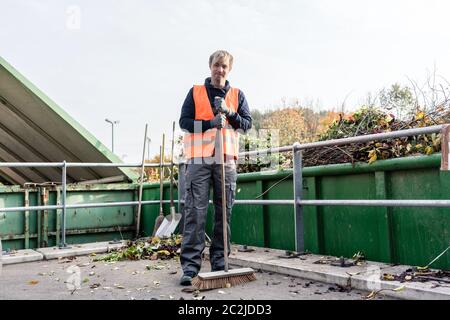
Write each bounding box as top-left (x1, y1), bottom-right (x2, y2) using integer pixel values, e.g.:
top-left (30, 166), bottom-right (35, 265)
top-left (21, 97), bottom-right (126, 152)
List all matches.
top-left (192, 99), bottom-right (256, 290)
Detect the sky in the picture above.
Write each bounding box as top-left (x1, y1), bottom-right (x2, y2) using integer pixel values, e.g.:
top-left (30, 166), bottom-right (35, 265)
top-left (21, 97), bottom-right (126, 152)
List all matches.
top-left (1, 0), bottom-right (449, 162)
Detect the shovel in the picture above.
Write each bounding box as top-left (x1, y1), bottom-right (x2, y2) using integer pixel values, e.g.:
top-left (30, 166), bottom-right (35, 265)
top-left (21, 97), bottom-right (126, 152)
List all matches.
top-left (152, 136), bottom-right (165, 237)
top-left (155, 121), bottom-right (182, 238)
top-left (135, 123), bottom-right (148, 238)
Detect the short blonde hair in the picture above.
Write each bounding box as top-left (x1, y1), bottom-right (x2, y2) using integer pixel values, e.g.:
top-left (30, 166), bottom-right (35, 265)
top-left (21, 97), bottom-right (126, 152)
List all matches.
top-left (209, 50), bottom-right (234, 68)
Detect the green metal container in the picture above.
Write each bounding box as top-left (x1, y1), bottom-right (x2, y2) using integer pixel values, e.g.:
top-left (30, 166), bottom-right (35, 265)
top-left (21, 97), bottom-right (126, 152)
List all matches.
top-left (1, 154), bottom-right (448, 269)
top-left (233, 154), bottom-right (449, 269)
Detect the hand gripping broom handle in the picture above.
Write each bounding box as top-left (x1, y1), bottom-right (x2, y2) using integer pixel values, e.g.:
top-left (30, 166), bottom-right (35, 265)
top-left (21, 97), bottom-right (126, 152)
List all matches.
top-left (218, 126), bottom-right (229, 272)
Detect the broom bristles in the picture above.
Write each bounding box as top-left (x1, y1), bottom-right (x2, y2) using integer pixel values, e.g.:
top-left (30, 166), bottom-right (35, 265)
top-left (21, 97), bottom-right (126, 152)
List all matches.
top-left (192, 270), bottom-right (256, 290)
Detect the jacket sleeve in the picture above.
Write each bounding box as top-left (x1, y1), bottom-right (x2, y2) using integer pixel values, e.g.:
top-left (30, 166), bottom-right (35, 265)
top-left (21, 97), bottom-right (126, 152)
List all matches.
top-left (179, 88), bottom-right (213, 133)
top-left (226, 90), bottom-right (252, 133)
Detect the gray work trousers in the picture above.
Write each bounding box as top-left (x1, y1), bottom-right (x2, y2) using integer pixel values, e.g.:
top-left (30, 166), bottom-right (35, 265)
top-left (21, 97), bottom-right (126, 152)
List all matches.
top-left (180, 158), bottom-right (237, 275)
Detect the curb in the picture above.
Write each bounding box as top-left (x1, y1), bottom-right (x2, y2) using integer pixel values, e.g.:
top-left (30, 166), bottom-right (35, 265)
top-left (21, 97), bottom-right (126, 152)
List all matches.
top-left (1, 241), bottom-right (127, 264)
top-left (2, 249), bottom-right (44, 265)
top-left (223, 245), bottom-right (450, 300)
top-left (35, 241), bottom-right (128, 260)
top-left (3, 241), bottom-right (449, 299)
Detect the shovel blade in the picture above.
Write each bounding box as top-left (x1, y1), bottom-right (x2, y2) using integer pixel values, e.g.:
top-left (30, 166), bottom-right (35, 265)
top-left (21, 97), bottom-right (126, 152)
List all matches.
top-left (154, 217), bottom-right (171, 238)
top-left (161, 212), bottom-right (182, 237)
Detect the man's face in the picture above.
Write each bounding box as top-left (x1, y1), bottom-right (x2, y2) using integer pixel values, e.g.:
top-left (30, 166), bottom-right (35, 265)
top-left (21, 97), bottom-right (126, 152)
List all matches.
top-left (210, 56), bottom-right (231, 88)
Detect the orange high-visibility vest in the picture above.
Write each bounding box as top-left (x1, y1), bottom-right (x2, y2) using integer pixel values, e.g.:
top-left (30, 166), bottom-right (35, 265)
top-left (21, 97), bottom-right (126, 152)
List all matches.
top-left (184, 85), bottom-right (240, 159)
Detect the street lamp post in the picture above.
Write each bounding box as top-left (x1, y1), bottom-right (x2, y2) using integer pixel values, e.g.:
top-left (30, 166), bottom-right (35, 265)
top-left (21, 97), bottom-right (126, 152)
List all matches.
top-left (105, 118), bottom-right (119, 153)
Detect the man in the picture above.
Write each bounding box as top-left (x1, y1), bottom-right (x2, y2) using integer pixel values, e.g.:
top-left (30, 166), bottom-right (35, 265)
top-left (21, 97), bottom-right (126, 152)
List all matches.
top-left (179, 50), bottom-right (252, 286)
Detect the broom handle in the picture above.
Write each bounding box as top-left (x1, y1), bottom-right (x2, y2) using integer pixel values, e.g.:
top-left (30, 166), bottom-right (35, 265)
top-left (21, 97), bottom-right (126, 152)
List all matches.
top-left (219, 126), bottom-right (229, 272)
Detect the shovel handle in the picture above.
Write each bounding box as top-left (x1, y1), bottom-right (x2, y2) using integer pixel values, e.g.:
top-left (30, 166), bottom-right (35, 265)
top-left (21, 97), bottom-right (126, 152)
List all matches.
top-left (136, 123), bottom-right (148, 238)
top-left (159, 134), bottom-right (165, 213)
top-left (170, 121), bottom-right (175, 208)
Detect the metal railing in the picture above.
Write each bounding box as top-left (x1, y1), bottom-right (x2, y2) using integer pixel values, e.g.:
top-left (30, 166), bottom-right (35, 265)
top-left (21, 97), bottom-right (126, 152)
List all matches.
top-left (0, 161), bottom-right (174, 248)
top-left (235, 124), bottom-right (450, 251)
top-left (0, 124), bottom-right (449, 251)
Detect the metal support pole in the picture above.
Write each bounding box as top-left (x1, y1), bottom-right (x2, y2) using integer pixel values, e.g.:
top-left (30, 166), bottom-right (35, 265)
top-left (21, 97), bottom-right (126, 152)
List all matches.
top-left (37, 187), bottom-right (42, 247)
top-left (441, 124), bottom-right (449, 171)
top-left (60, 160), bottom-right (68, 248)
top-left (24, 189), bottom-right (30, 249)
top-left (56, 187), bottom-right (61, 246)
top-left (42, 187), bottom-right (48, 247)
top-left (293, 142), bottom-right (304, 252)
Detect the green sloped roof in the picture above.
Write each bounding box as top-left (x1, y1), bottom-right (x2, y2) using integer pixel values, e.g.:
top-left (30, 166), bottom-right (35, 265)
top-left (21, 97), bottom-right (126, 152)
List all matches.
top-left (0, 56), bottom-right (138, 185)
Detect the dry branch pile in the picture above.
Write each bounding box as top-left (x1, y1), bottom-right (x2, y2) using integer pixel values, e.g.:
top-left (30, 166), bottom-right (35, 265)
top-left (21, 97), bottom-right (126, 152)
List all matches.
top-left (301, 106), bottom-right (449, 167)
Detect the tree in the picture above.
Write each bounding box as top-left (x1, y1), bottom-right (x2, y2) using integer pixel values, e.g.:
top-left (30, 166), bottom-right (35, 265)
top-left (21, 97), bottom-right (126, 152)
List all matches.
top-left (379, 83), bottom-right (415, 120)
top-left (250, 109), bottom-right (263, 131)
top-left (261, 107), bottom-right (308, 146)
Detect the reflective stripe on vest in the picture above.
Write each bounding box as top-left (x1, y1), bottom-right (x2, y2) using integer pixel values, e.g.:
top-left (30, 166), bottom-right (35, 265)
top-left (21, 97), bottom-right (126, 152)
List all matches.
top-left (184, 85), bottom-right (240, 159)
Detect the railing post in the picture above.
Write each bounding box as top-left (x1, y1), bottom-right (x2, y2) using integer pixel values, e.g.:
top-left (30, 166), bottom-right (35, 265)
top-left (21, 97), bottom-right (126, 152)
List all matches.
top-left (60, 161), bottom-right (68, 248)
top-left (24, 189), bottom-right (30, 249)
top-left (293, 142), bottom-right (304, 252)
top-left (441, 124), bottom-right (450, 171)
top-left (56, 187), bottom-right (61, 246)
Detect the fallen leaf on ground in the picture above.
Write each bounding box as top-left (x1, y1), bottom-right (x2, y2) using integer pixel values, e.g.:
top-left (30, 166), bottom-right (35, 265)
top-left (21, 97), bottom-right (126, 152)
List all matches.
top-left (393, 285), bottom-right (405, 292)
top-left (78, 262), bottom-right (90, 267)
top-left (153, 265), bottom-right (165, 270)
top-left (27, 280), bottom-right (39, 285)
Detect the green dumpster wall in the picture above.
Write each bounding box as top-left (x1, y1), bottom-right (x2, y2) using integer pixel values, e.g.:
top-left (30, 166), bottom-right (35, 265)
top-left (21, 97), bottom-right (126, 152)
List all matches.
top-left (0, 184), bottom-right (137, 249)
top-left (234, 154), bottom-right (449, 269)
top-left (1, 154), bottom-right (449, 269)
top-left (140, 154), bottom-right (449, 269)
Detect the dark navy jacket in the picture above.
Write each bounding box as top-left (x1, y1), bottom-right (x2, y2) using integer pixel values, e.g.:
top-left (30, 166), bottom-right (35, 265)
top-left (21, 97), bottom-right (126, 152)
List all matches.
top-left (179, 77), bottom-right (252, 133)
